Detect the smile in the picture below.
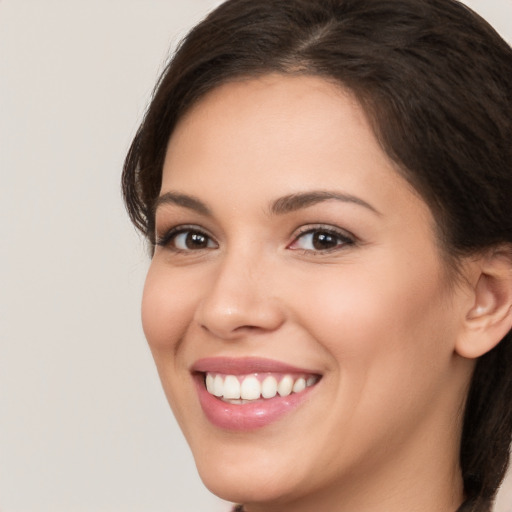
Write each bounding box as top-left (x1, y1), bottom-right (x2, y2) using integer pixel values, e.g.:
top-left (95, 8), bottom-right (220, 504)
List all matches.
top-left (192, 357), bottom-right (322, 430)
top-left (205, 373), bottom-right (319, 403)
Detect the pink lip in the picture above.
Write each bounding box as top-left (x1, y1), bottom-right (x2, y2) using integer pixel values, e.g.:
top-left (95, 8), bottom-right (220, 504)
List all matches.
top-left (191, 356), bottom-right (317, 375)
top-left (191, 357), bottom-right (320, 431)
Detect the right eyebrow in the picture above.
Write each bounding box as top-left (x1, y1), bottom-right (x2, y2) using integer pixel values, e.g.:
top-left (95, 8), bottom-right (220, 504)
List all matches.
top-left (270, 190), bottom-right (381, 216)
top-left (154, 192), bottom-right (211, 216)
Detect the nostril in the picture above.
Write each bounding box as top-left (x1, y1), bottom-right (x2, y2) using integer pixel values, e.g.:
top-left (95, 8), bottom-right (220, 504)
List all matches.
top-left (200, 322), bottom-right (259, 340)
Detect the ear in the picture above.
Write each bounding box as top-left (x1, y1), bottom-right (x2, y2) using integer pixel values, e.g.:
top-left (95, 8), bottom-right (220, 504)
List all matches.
top-left (455, 247), bottom-right (512, 359)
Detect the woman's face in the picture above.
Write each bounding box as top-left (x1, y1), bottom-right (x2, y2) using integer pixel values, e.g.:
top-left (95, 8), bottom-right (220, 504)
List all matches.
top-left (142, 75), bottom-right (471, 510)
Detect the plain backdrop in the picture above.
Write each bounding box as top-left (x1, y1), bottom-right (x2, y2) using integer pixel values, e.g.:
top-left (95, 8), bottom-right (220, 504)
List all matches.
top-left (0, 1), bottom-right (511, 511)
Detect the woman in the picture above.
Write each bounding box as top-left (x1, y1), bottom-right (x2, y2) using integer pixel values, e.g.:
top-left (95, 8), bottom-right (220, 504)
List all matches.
top-left (122, 0), bottom-right (512, 510)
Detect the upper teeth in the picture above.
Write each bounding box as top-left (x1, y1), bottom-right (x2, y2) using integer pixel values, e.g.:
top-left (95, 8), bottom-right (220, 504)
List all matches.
top-left (205, 373), bottom-right (318, 402)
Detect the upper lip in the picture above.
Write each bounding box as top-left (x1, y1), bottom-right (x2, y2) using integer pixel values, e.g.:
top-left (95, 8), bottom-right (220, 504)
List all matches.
top-left (191, 356), bottom-right (320, 375)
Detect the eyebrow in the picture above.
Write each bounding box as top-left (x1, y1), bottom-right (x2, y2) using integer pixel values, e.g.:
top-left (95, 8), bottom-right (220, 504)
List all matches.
top-left (154, 190), bottom-right (380, 217)
top-left (270, 191), bottom-right (380, 216)
top-left (154, 192), bottom-right (211, 216)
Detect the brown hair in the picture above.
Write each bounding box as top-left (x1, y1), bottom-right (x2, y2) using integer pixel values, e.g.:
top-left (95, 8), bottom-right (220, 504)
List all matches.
top-left (122, 1), bottom-right (512, 510)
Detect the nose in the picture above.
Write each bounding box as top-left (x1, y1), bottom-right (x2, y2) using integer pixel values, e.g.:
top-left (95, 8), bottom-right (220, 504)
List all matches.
top-left (194, 251), bottom-right (285, 340)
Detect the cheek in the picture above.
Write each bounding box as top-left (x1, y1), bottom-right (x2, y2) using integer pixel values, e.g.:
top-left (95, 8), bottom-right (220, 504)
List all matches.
top-left (292, 256), bottom-right (459, 455)
top-left (296, 251), bottom-right (453, 378)
top-left (141, 263), bottom-right (198, 353)
top-left (141, 263), bottom-right (205, 429)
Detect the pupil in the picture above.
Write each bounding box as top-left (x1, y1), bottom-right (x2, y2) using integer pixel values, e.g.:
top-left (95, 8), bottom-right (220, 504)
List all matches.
top-left (313, 232), bottom-right (337, 250)
top-left (187, 232), bottom-right (207, 248)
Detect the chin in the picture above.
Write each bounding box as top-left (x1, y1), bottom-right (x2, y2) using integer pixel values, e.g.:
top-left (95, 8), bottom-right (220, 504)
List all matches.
top-left (192, 440), bottom-right (310, 506)
top-left (198, 464), bottom-right (296, 506)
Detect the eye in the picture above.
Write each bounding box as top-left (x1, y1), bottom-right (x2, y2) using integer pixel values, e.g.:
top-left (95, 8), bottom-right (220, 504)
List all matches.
top-left (288, 226), bottom-right (354, 253)
top-left (156, 226), bottom-right (218, 252)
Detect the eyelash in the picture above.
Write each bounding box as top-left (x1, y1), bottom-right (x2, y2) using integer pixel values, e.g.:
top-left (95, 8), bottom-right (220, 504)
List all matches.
top-left (155, 225), bottom-right (217, 253)
top-left (155, 224), bottom-right (355, 254)
top-left (288, 225), bottom-right (356, 254)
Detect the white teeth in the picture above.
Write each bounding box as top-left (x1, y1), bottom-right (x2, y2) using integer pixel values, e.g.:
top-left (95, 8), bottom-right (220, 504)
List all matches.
top-left (223, 375), bottom-right (241, 399)
top-left (240, 376), bottom-right (261, 400)
top-left (206, 373), bottom-right (214, 394)
top-left (204, 372), bottom-right (318, 402)
top-left (213, 375), bottom-right (224, 397)
top-left (292, 377), bottom-right (306, 393)
top-left (261, 376), bottom-right (278, 399)
top-left (277, 375), bottom-right (294, 397)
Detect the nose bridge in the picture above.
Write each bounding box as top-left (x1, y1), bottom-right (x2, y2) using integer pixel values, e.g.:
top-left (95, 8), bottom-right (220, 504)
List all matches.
top-left (195, 243), bottom-right (283, 339)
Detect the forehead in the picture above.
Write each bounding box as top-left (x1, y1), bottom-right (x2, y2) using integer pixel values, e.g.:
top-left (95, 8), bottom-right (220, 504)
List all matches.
top-left (161, 74), bottom-right (426, 223)
top-left (165, 76), bottom-right (389, 182)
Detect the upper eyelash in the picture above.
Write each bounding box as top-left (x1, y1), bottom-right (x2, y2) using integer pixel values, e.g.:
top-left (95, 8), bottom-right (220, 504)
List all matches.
top-left (293, 224), bottom-right (356, 243)
top-left (155, 225), bottom-right (214, 248)
top-left (291, 225), bottom-right (356, 246)
top-left (154, 224), bottom-right (356, 252)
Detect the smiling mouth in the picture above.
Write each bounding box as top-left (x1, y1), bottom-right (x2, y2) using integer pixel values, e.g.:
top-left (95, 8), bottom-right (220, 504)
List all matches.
top-left (203, 372), bottom-right (320, 404)
top-left (192, 358), bottom-right (322, 429)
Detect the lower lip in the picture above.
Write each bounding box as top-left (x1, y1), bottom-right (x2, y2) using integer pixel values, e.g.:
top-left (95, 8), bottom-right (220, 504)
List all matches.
top-left (194, 375), bottom-right (316, 431)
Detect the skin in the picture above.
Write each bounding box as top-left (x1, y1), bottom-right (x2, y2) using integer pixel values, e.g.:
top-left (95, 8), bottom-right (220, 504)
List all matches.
top-left (142, 74), bottom-right (478, 512)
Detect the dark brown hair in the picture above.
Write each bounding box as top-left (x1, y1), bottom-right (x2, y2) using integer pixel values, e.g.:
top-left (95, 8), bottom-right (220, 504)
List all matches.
top-left (122, 1), bottom-right (512, 510)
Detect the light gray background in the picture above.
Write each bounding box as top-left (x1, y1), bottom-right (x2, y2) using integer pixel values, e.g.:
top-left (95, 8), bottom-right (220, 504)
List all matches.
top-left (1, 1), bottom-right (511, 511)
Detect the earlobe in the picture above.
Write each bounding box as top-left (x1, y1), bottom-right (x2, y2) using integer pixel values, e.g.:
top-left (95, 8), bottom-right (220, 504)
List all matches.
top-left (455, 247), bottom-right (512, 359)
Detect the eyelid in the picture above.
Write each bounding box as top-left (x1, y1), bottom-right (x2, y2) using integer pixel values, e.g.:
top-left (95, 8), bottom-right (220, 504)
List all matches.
top-left (155, 222), bottom-right (355, 254)
top-left (288, 224), bottom-right (356, 252)
top-left (155, 224), bottom-right (218, 250)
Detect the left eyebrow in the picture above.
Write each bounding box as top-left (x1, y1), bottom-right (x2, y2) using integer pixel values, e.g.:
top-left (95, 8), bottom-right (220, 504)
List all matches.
top-left (270, 191), bottom-right (381, 216)
top-left (154, 192), bottom-right (211, 216)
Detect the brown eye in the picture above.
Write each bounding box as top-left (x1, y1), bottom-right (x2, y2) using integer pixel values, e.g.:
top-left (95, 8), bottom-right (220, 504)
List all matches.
top-left (311, 231), bottom-right (339, 250)
top-left (173, 230), bottom-right (217, 250)
top-left (289, 227), bottom-right (354, 253)
top-left (156, 227), bottom-right (218, 251)
top-left (181, 232), bottom-right (210, 249)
